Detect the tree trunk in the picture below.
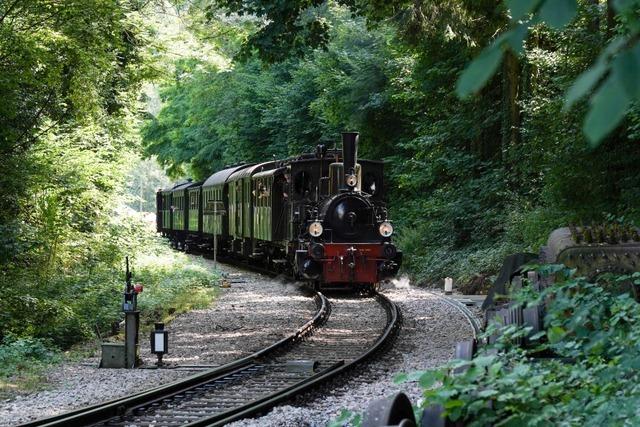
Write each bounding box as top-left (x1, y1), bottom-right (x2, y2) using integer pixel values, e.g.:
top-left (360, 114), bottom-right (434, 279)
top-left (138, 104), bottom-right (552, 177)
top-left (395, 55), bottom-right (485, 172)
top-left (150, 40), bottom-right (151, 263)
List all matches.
top-left (587, 0), bottom-right (600, 34)
top-left (607, 0), bottom-right (616, 39)
top-left (501, 51), bottom-right (521, 161)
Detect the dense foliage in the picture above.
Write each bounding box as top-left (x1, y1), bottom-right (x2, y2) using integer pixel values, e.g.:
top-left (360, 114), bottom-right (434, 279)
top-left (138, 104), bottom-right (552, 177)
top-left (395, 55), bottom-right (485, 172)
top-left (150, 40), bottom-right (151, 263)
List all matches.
top-left (392, 268), bottom-right (640, 426)
top-left (143, 0), bottom-right (640, 284)
top-left (0, 0), bottom-right (149, 341)
top-left (458, 0), bottom-right (640, 146)
top-left (0, 1), bottom-right (220, 390)
top-left (0, 209), bottom-right (219, 390)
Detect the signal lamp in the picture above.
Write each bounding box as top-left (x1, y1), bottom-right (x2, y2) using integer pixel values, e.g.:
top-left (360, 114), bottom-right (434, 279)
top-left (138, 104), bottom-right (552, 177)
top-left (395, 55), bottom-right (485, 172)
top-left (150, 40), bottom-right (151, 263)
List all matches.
top-left (150, 322), bottom-right (169, 367)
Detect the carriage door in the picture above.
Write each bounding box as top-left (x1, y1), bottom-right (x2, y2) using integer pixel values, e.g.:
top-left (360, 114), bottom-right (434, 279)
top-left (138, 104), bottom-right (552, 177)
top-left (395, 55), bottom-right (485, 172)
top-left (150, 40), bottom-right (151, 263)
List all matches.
top-left (236, 181), bottom-right (243, 237)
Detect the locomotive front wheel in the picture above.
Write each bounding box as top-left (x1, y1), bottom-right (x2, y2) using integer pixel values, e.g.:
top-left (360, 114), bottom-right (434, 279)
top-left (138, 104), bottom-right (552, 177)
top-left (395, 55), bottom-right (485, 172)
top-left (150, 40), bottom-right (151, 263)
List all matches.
top-left (362, 392), bottom-right (416, 427)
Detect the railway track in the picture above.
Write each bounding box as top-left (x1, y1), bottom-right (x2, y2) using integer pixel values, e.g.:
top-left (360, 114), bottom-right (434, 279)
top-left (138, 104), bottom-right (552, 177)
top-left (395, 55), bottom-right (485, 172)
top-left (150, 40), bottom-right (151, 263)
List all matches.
top-left (433, 293), bottom-right (482, 338)
top-left (25, 291), bottom-right (400, 427)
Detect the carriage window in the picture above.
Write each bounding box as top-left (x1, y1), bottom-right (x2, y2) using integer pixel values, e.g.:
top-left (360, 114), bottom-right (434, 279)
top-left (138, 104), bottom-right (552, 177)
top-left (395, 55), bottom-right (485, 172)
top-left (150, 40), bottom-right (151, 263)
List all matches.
top-left (267, 178), bottom-right (272, 206)
top-left (256, 180), bottom-right (269, 201)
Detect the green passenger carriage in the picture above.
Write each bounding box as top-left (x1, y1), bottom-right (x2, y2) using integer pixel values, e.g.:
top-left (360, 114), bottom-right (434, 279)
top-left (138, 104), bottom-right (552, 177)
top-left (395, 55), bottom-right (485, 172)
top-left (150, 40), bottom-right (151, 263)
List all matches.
top-left (168, 180), bottom-right (200, 249)
top-left (201, 164), bottom-right (251, 250)
top-left (227, 162), bottom-right (275, 256)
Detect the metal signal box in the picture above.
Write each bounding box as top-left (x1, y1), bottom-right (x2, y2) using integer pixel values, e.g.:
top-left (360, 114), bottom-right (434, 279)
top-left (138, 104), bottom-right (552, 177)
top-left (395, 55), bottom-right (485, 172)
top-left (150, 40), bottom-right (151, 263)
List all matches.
top-left (100, 343), bottom-right (126, 368)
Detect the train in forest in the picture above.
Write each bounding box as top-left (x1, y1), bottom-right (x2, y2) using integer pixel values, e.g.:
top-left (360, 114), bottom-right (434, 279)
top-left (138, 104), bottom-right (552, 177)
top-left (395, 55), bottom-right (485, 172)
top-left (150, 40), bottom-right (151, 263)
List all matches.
top-left (155, 132), bottom-right (402, 290)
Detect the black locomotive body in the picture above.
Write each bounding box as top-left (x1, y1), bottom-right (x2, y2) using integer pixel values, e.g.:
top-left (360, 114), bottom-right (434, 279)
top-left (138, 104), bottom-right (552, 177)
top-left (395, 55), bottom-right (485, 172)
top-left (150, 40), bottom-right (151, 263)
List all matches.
top-left (156, 132), bottom-right (402, 290)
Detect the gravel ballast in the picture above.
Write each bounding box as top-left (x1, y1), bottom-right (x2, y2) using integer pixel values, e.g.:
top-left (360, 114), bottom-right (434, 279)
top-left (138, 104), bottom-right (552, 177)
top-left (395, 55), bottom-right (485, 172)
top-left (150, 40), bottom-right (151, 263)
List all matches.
top-left (227, 276), bottom-right (476, 427)
top-left (0, 259), bottom-right (316, 426)
top-left (0, 261), bottom-right (475, 427)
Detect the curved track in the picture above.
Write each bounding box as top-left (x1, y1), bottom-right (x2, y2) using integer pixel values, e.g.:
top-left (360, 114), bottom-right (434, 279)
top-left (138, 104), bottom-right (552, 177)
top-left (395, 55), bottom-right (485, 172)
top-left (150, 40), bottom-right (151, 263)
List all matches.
top-left (24, 292), bottom-right (400, 427)
top-left (432, 293), bottom-right (482, 339)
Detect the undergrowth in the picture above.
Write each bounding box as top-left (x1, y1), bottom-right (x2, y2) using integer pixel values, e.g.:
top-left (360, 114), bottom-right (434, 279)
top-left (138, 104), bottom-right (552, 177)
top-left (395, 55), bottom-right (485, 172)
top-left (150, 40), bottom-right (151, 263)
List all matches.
top-left (335, 268), bottom-right (640, 426)
top-left (0, 209), bottom-right (219, 395)
top-left (0, 336), bottom-right (61, 398)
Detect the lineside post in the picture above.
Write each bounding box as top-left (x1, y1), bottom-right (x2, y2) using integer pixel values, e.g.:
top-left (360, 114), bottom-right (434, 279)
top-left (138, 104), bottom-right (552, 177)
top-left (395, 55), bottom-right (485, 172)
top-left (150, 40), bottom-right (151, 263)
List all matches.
top-left (123, 256), bottom-right (142, 368)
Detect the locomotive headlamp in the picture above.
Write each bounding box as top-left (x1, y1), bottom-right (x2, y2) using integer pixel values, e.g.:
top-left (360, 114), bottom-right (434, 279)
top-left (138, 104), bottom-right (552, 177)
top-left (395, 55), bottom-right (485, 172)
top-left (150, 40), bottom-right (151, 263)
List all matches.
top-left (346, 174), bottom-right (358, 188)
top-left (309, 221), bottom-right (323, 237)
top-left (379, 221), bottom-right (394, 237)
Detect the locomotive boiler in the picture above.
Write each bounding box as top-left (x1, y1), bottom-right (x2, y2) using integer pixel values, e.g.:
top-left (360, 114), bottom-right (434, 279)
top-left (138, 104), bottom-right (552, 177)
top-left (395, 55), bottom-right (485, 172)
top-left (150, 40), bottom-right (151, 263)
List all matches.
top-left (156, 132), bottom-right (401, 290)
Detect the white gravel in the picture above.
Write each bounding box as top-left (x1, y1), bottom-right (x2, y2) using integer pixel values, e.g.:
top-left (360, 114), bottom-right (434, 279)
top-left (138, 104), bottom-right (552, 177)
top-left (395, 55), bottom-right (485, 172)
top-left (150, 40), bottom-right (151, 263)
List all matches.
top-left (227, 276), bottom-right (476, 427)
top-left (0, 259), bottom-right (315, 426)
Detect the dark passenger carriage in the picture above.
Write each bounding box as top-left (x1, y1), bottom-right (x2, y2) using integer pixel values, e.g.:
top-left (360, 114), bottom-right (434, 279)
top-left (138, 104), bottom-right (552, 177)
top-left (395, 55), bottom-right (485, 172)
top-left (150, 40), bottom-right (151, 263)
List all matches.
top-left (157, 186), bottom-right (172, 234)
top-left (227, 162), bottom-right (275, 257)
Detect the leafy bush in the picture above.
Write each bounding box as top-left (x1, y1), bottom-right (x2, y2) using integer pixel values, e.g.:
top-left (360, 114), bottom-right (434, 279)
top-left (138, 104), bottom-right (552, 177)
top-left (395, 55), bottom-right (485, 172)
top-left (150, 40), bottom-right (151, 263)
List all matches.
top-left (395, 269), bottom-right (640, 426)
top-left (0, 209), bottom-right (219, 349)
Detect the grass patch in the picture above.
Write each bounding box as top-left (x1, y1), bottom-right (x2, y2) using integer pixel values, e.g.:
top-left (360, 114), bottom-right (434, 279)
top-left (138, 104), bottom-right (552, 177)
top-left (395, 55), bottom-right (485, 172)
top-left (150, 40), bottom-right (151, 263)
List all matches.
top-left (0, 336), bottom-right (61, 397)
top-left (0, 252), bottom-right (220, 398)
top-left (135, 252), bottom-right (220, 327)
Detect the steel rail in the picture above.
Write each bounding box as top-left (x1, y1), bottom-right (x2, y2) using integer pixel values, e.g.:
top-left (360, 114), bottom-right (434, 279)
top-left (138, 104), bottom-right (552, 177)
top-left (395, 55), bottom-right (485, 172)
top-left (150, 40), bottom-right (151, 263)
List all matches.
top-left (198, 292), bottom-right (400, 427)
top-left (22, 292), bottom-right (330, 427)
top-left (23, 292), bottom-right (399, 427)
top-left (431, 292), bottom-right (482, 339)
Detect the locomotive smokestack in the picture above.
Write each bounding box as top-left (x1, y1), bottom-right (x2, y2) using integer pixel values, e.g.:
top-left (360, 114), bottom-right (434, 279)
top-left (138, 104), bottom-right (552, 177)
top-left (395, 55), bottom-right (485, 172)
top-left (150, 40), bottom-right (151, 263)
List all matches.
top-left (341, 132), bottom-right (358, 176)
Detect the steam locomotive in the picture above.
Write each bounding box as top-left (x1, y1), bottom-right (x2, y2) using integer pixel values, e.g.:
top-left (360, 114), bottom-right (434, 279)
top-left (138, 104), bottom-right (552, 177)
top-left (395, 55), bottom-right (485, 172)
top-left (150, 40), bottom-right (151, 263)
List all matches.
top-left (155, 132), bottom-right (401, 290)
